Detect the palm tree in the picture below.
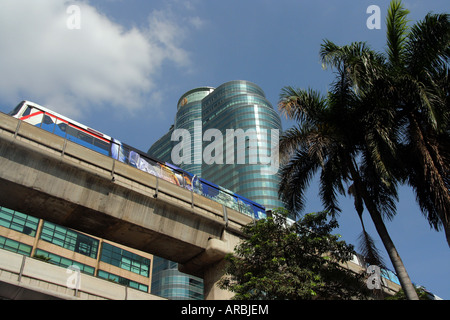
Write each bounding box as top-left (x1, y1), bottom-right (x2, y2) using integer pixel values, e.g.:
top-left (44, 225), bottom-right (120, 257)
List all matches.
top-left (276, 0), bottom-right (450, 300)
top-left (322, 1), bottom-right (450, 245)
top-left (388, 4), bottom-right (450, 246)
top-left (278, 84), bottom-right (418, 300)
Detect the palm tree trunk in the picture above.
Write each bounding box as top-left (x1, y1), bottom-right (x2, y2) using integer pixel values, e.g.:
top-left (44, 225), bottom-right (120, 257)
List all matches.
top-left (364, 201), bottom-right (419, 300)
top-left (348, 161), bottom-right (419, 300)
top-left (409, 113), bottom-right (450, 247)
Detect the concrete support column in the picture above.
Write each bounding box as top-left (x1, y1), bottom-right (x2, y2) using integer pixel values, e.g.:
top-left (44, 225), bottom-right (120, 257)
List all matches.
top-left (180, 237), bottom-right (237, 300)
top-left (203, 259), bottom-right (233, 300)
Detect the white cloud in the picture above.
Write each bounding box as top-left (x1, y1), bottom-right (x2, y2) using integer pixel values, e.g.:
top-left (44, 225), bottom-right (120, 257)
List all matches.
top-left (0, 0), bottom-right (196, 118)
top-left (146, 9), bottom-right (191, 69)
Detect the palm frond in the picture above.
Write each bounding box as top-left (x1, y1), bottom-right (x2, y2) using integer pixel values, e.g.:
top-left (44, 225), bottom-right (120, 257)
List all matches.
top-left (278, 87), bottom-right (327, 125)
top-left (319, 156), bottom-right (347, 217)
top-left (279, 125), bottom-right (305, 163)
top-left (358, 230), bottom-right (386, 269)
top-left (405, 13), bottom-right (450, 76)
top-left (278, 149), bottom-right (321, 215)
top-left (386, 0), bottom-right (410, 67)
top-left (321, 40), bottom-right (386, 91)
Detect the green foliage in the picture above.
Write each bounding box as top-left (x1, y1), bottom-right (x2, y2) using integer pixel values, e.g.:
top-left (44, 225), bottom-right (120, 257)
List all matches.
top-left (386, 0), bottom-right (410, 66)
top-left (33, 254), bottom-right (52, 263)
top-left (219, 209), bottom-right (370, 300)
top-left (385, 286), bottom-right (433, 300)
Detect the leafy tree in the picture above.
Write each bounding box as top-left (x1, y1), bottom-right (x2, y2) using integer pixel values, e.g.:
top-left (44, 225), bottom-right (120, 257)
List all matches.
top-left (219, 209), bottom-right (370, 300)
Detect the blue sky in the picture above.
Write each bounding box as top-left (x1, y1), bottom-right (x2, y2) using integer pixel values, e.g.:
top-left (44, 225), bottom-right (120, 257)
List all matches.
top-left (0, 0), bottom-right (448, 299)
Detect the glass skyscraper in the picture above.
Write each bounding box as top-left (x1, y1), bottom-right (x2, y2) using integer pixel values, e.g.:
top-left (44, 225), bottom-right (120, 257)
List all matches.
top-left (148, 80), bottom-right (283, 210)
top-left (147, 80), bottom-right (283, 300)
top-left (174, 87), bottom-right (215, 176)
top-left (200, 81), bottom-right (283, 209)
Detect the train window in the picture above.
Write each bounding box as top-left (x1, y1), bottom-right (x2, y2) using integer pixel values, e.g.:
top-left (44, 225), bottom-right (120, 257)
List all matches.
top-left (65, 125), bottom-right (78, 140)
top-left (65, 125), bottom-right (93, 148)
top-left (23, 106), bottom-right (32, 117)
top-left (8, 102), bottom-right (25, 116)
top-left (64, 124), bottom-right (110, 155)
top-left (54, 120), bottom-right (68, 138)
top-left (77, 129), bottom-right (94, 145)
top-left (42, 114), bottom-right (54, 125)
top-left (93, 137), bottom-right (110, 154)
top-left (41, 114), bottom-right (56, 133)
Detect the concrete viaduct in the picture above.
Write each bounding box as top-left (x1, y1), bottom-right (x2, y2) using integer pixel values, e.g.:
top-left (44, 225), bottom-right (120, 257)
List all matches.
top-left (0, 112), bottom-right (254, 300)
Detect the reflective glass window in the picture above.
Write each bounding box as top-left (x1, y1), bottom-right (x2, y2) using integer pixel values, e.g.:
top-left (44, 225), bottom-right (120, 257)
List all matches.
top-left (34, 249), bottom-right (95, 275)
top-left (0, 206), bottom-right (39, 237)
top-left (0, 236), bottom-right (32, 256)
top-left (40, 221), bottom-right (99, 259)
top-left (100, 243), bottom-right (150, 277)
top-left (97, 270), bottom-right (149, 292)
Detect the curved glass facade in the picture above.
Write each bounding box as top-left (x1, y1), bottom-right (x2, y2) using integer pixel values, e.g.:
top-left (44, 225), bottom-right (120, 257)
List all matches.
top-left (201, 81), bottom-right (283, 210)
top-left (175, 87), bottom-right (214, 176)
top-left (151, 256), bottom-right (203, 300)
top-left (149, 81), bottom-right (283, 210)
top-left (147, 88), bottom-right (214, 301)
top-left (148, 129), bottom-right (174, 164)
top-left (147, 80), bottom-right (284, 300)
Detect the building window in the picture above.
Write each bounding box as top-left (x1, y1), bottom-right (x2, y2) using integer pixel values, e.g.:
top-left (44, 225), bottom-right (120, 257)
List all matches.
top-left (40, 221), bottom-right (99, 259)
top-left (97, 270), bottom-right (149, 293)
top-left (0, 236), bottom-right (32, 256)
top-left (100, 242), bottom-right (150, 277)
top-left (34, 249), bottom-right (95, 275)
top-left (0, 206), bottom-right (39, 237)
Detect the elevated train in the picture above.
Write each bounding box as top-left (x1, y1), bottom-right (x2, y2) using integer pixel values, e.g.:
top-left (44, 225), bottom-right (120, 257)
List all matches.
top-left (8, 101), bottom-right (267, 220)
